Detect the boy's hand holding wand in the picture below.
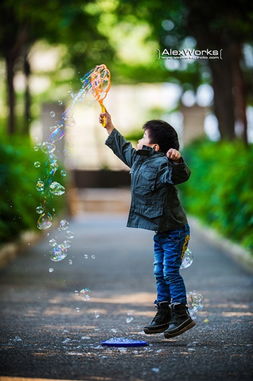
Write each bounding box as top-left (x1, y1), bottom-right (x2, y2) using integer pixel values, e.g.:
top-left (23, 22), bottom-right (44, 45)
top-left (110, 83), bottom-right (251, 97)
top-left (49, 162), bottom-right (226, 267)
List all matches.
top-left (99, 111), bottom-right (114, 135)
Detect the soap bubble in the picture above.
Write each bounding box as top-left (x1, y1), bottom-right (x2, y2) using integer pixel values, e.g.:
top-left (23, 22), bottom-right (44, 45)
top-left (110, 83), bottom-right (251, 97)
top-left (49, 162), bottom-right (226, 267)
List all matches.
top-left (36, 205), bottom-right (44, 214)
top-left (49, 181), bottom-right (65, 196)
top-left (49, 245), bottom-right (67, 262)
top-left (34, 161), bottom-right (41, 168)
top-left (49, 239), bottom-right (57, 247)
top-left (62, 240), bottom-right (71, 249)
top-left (36, 180), bottom-right (44, 192)
top-left (37, 213), bottom-right (52, 230)
top-left (49, 152), bottom-right (57, 160)
top-left (126, 312), bottom-right (134, 323)
top-left (48, 268), bottom-right (54, 273)
top-left (180, 248), bottom-right (193, 269)
top-left (80, 288), bottom-right (91, 301)
top-left (68, 259), bottom-right (73, 265)
top-left (61, 169), bottom-right (67, 177)
top-left (50, 111), bottom-right (56, 118)
top-left (49, 126), bottom-right (64, 143)
top-left (49, 160), bottom-right (58, 175)
top-left (41, 142), bottom-right (56, 154)
top-left (62, 338), bottom-right (71, 344)
top-left (84, 254), bottom-right (89, 259)
top-left (11, 336), bottom-right (22, 343)
top-left (33, 144), bottom-right (41, 151)
top-left (66, 231), bottom-right (74, 239)
top-left (187, 291), bottom-right (203, 318)
top-left (58, 100), bottom-right (63, 105)
top-left (59, 219), bottom-right (69, 230)
top-left (91, 254), bottom-right (96, 260)
top-left (68, 90), bottom-right (75, 99)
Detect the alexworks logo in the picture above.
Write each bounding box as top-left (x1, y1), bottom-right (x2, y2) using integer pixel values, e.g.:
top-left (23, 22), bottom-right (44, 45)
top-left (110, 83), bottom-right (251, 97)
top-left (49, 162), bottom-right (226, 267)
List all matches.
top-left (157, 48), bottom-right (223, 60)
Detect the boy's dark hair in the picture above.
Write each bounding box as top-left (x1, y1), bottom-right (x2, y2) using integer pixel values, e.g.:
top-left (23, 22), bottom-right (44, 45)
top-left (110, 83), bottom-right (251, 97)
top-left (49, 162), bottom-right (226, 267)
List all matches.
top-left (142, 120), bottom-right (179, 153)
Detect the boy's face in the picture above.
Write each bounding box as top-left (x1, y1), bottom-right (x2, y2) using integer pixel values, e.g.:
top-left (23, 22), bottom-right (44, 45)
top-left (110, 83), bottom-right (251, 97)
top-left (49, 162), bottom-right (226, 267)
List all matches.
top-left (137, 129), bottom-right (159, 151)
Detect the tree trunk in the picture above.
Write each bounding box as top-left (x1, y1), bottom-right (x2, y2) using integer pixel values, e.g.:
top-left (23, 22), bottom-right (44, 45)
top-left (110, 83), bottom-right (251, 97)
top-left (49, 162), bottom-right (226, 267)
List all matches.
top-left (5, 54), bottom-right (16, 135)
top-left (23, 53), bottom-right (31, 134)
top-left (230, 43), bottom-right (248, 146)
top-left (208, 45), bottom-right (236, 141)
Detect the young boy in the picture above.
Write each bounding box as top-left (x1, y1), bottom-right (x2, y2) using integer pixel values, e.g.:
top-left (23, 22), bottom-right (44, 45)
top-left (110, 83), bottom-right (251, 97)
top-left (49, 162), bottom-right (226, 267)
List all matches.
top-left (100, 111), bottom-right (195, 338)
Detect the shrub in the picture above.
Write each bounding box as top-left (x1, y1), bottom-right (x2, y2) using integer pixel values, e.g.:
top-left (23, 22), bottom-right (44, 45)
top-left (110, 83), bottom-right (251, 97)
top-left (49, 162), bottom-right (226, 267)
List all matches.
top-left (180, 138), bottom-right (253, 253)
top-left (0, 136), bottom-right (67, 244)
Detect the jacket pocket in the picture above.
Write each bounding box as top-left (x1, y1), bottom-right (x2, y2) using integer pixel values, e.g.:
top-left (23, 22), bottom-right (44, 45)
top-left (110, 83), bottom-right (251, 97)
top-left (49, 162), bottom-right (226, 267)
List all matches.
top-left (134, 203), bottom-right (163, 219)
top-left (134, 165), bottom-right (157, 193)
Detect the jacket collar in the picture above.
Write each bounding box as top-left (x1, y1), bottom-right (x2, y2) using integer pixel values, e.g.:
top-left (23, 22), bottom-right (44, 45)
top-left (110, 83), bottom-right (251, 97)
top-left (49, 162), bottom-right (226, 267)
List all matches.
top-left (136, 145), bottom-right (164, 157)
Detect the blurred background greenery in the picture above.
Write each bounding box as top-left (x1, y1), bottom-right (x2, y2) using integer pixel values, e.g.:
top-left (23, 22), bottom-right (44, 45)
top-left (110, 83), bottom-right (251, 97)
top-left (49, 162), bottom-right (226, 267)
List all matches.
top-left (0, 0), bottom-right (252, 252)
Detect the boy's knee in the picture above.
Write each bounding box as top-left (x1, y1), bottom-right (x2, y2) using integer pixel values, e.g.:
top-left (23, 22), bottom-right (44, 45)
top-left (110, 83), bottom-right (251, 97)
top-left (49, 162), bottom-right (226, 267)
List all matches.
top-left (163, 270), bottom-right (180, 283)
top-left (154, 264), bottom-right (163, 278)
top-left (154, 273), bottom-right (164, 281)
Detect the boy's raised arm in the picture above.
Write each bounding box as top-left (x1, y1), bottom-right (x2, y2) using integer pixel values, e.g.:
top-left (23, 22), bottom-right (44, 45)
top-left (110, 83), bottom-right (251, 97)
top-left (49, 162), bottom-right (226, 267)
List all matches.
top-left (169, 157), bottom-right (191, 184)
top-left (159, 149), bottom-right (191, 185)
top-left (166, 148), bottom-right (191, 184)
top-left (100, 111), bottom-right (137, 168)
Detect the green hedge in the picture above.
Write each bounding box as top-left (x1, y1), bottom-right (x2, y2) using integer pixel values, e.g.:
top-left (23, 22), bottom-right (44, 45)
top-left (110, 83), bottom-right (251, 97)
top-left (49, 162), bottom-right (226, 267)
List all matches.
top-left (180, 138), bottom-right (253, 253)
top-left (0, 136), bottom-right (67, 244)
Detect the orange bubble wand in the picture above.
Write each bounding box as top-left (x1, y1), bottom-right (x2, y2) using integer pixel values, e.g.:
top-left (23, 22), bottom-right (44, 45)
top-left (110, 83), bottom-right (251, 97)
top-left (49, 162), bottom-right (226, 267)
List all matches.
top-left (90, 64), bottom-right (111, 127)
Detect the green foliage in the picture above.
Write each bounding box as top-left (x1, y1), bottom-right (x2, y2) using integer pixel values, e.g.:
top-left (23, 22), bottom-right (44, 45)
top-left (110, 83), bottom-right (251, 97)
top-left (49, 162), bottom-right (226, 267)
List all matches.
top-left (180, 138), bottom-right (253, 253)
top-left (0, 135), bottom-right (67, 244)
top-left (125, 129), bottom-right (143, 143)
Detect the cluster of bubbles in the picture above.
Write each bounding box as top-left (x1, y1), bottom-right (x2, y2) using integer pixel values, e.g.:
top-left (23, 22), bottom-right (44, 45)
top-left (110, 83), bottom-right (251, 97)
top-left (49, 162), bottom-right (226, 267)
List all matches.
top-left (33, 67), bottom-right (97, 266)
top-left (187, 291), bottom-right (204, 319)
top-left (180, 243), bottom-right (204, 319)
top-left (180, 245), bottom-right (204, 318)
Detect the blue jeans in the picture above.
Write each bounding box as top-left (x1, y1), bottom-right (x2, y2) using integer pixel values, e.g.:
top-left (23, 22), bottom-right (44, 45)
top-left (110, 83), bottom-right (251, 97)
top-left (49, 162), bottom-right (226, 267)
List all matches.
top-left (153, 223), bottom-right (190, 305)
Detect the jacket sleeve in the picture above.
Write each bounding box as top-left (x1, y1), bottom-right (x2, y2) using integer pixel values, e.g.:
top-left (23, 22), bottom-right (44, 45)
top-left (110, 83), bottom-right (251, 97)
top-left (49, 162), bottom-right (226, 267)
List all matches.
top-left (159, 157), bottom-right (191, 185)
top-left (105, 128), bottom-right (137, 168)
top-left (170, 157), bottom-right (191, 184)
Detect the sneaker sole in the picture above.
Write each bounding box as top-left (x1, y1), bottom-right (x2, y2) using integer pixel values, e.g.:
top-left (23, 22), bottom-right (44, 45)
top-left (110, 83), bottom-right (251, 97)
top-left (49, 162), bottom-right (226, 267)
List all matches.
top-left (144, 324), bottom-right (169, 335)
top-left (164, 320), bottom-right (196, 338)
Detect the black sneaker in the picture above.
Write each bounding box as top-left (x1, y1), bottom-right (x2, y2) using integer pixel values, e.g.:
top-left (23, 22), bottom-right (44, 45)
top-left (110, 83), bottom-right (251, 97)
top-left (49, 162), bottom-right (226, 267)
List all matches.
top-left (144, 301), bottom-right (171, 334)
top-left (164, 303), bottom-right (196, 338)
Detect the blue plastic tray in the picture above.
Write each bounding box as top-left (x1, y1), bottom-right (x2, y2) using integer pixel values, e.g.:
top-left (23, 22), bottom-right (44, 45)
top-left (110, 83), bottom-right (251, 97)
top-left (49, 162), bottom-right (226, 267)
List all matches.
top-left (101, 337), bottom-right (149, 347)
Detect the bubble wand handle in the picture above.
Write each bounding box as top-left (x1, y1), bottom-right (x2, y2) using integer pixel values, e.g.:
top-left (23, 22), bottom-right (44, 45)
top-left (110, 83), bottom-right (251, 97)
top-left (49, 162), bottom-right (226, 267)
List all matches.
top-left (100, 101), bottom-right (107, 127)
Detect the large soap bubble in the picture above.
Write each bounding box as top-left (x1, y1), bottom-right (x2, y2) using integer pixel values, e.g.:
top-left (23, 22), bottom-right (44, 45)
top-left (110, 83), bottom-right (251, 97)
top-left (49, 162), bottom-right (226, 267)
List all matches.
top-left (49, 245), bottom-right (67, 262)
top-left (180, 248), bottom-right (193, 269)
top-left (41, 142), bottom-right (56, 154)
top-left (187, 291), bottom-right (203, 319)
top-left (37, 213), bottom-right (53, 230)
top-left (80, 288), bottom-right (91, 301)
top-left (49, 181), bottom-right (65, 196)
top-left (36, 180), bottom-right (44, 192)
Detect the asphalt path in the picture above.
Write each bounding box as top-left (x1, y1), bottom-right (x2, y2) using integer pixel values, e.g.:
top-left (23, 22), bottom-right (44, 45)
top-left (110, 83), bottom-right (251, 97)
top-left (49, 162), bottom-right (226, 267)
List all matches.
top-left (0, 213), bottom-right (252, 381)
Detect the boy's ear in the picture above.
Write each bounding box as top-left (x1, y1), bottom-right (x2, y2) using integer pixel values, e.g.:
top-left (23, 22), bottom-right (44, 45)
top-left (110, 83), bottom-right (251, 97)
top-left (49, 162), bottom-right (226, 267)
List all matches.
top-left (153, 144), bottom-right (160, 152)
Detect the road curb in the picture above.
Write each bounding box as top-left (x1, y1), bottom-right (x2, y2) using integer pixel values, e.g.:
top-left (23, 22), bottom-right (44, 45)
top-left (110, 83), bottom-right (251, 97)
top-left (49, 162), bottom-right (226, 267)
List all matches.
top-left (189, 215), bottom-right (253, 273)
top-left (0, 231), bottom-right (42, 269)
top-left (0, 213), bottom-right (69, 269)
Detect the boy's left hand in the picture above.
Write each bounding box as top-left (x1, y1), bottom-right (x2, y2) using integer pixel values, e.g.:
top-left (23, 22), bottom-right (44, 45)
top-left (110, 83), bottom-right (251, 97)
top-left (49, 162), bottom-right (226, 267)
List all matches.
top-left (166, 148), bottom-right (182, 162)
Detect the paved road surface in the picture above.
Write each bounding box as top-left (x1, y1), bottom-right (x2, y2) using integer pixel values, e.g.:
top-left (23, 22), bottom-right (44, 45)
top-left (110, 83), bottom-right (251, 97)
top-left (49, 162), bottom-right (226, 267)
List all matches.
top-left (0, 213), bottom-right (252, 381)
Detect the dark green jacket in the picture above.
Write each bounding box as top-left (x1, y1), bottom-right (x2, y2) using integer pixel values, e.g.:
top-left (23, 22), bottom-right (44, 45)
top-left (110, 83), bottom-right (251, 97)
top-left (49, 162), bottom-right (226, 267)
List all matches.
top-left (105, 128), bottom-right (191, 232)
